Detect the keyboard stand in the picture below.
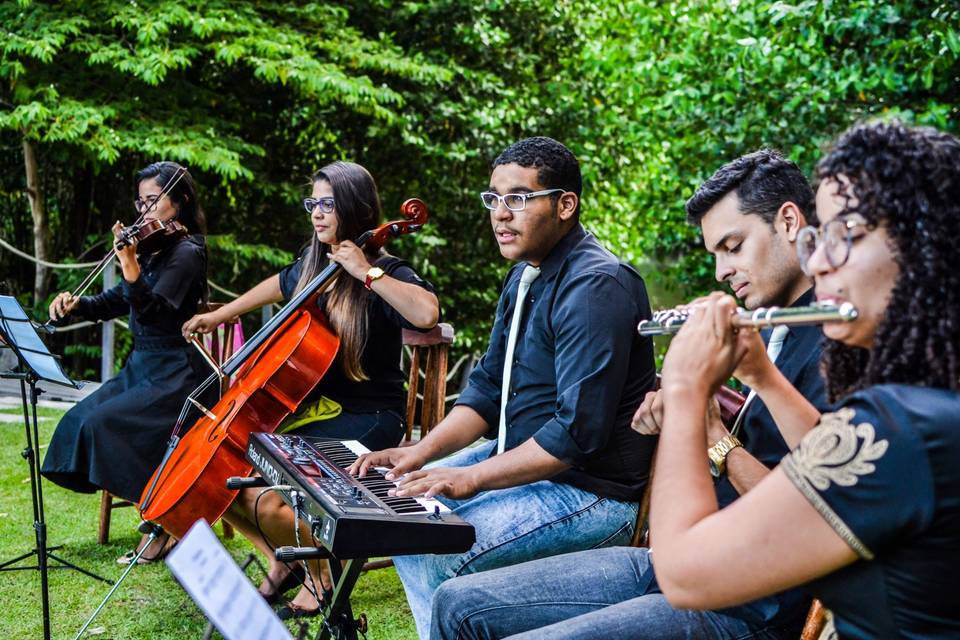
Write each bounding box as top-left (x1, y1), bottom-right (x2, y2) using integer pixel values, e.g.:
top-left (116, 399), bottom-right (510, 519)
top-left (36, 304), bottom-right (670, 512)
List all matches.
top-left (317, 556), bottom-right (365, 640)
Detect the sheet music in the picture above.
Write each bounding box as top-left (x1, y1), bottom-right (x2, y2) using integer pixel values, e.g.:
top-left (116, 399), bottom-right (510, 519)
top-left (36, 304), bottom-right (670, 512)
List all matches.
top-left (0, 295), bottom-right (76, 387)
top-left (165, 519), bottom-right (293, 640)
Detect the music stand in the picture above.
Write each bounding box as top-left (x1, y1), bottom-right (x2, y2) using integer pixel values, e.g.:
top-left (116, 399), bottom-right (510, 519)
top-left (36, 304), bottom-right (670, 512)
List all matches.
top-left (0, 295), bottom-right (110, 640)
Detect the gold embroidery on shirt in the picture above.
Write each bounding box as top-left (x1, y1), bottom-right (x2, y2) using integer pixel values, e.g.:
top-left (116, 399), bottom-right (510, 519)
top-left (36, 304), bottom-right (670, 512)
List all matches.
top-left (790, 407), bottom-right (889, 491)
top-left (782, 406), bottom-right (889, 559)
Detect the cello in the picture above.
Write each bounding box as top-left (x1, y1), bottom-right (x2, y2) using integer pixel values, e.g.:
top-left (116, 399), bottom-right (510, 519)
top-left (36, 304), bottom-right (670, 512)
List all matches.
top-left (138, 198), bottom-right (428, 537)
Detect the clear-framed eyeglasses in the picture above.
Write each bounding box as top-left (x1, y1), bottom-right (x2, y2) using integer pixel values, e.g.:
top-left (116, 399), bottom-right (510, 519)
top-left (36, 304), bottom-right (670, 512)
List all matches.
top-left (797, 214), bottom-right (872, 275)
top-left (133, 194), bottom-right (165, 213)
top-left (479, 189), bottom-right (565, 212)
top-left (303, 197), bottom-right (335, 214)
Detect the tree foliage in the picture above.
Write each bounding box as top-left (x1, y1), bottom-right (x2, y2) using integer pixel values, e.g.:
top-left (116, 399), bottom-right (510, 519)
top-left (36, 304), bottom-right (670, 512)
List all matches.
top-left (1, 0), bottom-right (957, 376)
top-left (568, 0), bottom-right (959, 304)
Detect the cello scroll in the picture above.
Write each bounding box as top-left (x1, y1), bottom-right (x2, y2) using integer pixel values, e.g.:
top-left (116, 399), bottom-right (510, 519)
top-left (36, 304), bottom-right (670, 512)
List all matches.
top-left (362, 198), bottom-right (429, 250)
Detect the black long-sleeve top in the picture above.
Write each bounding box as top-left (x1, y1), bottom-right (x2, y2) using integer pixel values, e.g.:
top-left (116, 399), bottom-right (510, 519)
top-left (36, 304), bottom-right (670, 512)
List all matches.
top-left (74, 235), bottom-right (207, 340)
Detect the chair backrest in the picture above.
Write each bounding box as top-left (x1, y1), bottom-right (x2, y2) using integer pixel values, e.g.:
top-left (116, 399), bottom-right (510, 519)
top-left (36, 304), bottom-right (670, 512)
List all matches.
top-left (202, 302), bottom-right (240, 365)
top-left (403, 323), bottom-right (454, 442)
top-left (799, 600), bottom-right (829, 640)
top-left (630, 449), bottom-right (656, 548)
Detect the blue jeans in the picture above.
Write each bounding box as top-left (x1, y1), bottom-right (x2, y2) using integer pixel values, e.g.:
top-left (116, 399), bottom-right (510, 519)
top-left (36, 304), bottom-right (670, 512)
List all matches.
top-left (393, 440), bottom-right (639, 639)
top-left (431, 546), bottom-right (799, 640)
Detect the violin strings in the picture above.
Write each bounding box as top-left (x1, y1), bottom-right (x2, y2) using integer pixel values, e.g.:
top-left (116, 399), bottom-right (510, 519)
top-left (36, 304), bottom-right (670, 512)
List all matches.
top-left (69, 166), bottom-right (188, 299)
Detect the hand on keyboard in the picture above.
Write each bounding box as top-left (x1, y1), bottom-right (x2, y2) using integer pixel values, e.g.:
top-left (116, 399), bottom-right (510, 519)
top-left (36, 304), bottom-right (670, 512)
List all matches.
top-left (391, 466), bottom-right (480, 500)
top-left (348, 446), bottom-right (427, 481)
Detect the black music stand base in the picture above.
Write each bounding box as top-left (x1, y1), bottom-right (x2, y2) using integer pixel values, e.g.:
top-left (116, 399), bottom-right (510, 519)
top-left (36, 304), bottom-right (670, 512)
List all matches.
top-left (0, 372), bottom-right (111, 640)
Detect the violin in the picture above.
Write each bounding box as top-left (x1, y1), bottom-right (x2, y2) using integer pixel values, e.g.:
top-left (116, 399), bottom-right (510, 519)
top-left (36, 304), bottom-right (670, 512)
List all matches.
top-left (653, 374), bottom-right (746, 426)
top-left (138, 198), bottom-right (429, 537)
top-left (115, 218), bottom-right (188, 255)
top-left (38, 167), bottom-right (189, 333)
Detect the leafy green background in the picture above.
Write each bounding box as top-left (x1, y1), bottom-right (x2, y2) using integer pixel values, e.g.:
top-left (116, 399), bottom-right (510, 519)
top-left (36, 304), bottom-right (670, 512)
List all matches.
top-left (0, 2), bottom-right (958, 637)
top-left (2, 0), bottom-right (958, 370)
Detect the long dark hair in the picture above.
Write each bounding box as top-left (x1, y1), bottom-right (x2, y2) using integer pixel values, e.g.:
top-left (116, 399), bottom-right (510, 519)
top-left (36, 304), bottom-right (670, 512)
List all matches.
top-left (134, 161), bottom-right (207, 235)
top-left (294, 161), bottom-right (383, 381)
top-left (816, 121), bottom-right (960, 401)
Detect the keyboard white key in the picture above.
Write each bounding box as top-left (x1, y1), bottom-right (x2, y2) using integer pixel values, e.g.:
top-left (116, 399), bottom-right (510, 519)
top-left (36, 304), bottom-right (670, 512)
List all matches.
top-left (341, 440), bottom-right (451, 514)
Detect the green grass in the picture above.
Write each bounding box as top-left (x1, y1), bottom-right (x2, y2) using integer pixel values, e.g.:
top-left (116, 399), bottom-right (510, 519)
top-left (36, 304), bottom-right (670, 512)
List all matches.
top-left (0, 407), bottom-right (417, 639)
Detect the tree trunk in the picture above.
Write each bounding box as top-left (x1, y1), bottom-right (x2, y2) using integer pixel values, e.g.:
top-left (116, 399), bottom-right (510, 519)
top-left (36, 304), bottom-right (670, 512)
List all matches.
top-left (22, 136), bottom-right (50, 305)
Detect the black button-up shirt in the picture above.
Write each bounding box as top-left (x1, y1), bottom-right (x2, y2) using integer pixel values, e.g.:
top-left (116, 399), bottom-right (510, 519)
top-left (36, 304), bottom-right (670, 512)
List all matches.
top-left (456, 224), bottom-right (657, 502)
top-left (716, 288), bottom-right (829, 508)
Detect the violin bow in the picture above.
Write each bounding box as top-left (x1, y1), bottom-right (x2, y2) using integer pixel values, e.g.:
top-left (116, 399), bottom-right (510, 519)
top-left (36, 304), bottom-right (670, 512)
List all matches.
top-left (38, 166), bottom-right (187, 333)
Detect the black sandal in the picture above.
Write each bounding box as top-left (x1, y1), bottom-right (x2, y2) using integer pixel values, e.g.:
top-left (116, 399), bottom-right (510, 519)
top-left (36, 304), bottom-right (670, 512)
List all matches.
top-left (276, 602), bottom-right (321, 620)
top-left (260, 563), bottom-right (306, 604)
top-left (116, 532), bottom-right (175, 565)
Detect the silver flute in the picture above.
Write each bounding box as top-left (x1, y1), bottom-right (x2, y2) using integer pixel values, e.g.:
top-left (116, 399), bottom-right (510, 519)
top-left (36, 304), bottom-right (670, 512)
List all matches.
top-left (637, 301), bottom-right (859, 336)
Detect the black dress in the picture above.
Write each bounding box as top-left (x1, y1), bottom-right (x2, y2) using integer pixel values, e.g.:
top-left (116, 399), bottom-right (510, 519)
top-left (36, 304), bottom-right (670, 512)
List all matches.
top-left (41, 235), bottom-right (209, 503)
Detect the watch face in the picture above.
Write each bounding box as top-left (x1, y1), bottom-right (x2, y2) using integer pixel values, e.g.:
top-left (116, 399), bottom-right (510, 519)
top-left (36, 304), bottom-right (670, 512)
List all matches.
top-left (708, 460), bottom-right (722, 478)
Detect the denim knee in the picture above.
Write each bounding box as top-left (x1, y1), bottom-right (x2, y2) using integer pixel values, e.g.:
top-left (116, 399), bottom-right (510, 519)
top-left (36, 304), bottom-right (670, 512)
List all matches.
top-left (431, 576), bottom-right (476, 640)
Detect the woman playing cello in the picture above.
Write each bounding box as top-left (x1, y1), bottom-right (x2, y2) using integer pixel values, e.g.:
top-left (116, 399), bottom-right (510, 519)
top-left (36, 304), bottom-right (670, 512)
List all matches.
top-left (42, 162), bottom-right (210, 559)
top-left (182, 160), bottom-right (439, 618)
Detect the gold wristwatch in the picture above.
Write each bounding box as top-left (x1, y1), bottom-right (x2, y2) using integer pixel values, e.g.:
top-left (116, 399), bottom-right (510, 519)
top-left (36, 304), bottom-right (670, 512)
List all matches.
top-left (707, 434), bottom-right (743, 478)
top-left (364, 266), bottom-right (385, 289)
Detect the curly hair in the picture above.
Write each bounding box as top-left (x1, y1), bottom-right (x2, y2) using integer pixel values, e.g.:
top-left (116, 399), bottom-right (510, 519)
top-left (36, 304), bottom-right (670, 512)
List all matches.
top-left (494, 137), bottom-right (582, 216)
top-left (816, 121), bottom-right (960, 401)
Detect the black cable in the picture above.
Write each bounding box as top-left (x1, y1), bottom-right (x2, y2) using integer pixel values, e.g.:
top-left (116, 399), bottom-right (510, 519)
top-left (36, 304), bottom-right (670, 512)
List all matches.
top-left (253, 487), bottom-right (320, 604)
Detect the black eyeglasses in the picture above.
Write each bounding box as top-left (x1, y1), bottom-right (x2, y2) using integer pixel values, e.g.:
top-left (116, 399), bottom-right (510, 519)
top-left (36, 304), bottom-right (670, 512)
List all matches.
top-left (303, 197), bottom-right (335, 214)
top-left (133, 195), bottom-right (164, 213)
top-left (479, 189), bottom-right (565, 212)
top-left (797, 214), bottom-right (872, 274)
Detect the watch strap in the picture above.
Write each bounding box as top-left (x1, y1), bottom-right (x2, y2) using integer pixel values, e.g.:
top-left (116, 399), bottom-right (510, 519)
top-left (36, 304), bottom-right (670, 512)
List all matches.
top-left (364, 266), bottom-right (385, 289)
top-left (707, 434), bottom-right (743, 477)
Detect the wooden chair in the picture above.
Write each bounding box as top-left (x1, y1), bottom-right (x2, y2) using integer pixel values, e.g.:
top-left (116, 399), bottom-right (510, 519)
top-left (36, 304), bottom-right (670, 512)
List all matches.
top-left (97, 303), bottom-right (240, 545)
top-left (403, 322), bottom-right (455, 442)
top-left (799, 600), bottom-right (828, 640)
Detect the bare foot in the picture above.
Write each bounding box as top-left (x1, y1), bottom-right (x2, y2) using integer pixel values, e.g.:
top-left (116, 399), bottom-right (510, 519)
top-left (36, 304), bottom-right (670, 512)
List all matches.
top-left (289, 584), bottom-right (324, 612)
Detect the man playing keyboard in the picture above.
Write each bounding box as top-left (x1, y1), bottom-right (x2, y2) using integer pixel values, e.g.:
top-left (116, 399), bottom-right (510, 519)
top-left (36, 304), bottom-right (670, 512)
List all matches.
top-left (350, 137), bottom-right (657, 638)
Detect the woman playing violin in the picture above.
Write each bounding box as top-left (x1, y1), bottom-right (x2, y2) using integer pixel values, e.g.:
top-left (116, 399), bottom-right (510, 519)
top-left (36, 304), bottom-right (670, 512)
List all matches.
top-left (182, 160), bottom-right (439, 618)
top-left (41, 162), bottom-right (210, 553)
